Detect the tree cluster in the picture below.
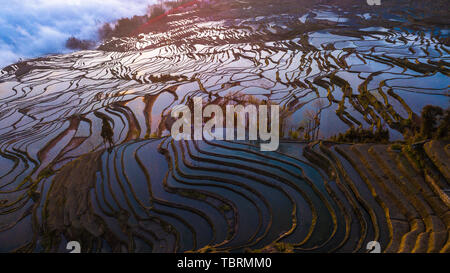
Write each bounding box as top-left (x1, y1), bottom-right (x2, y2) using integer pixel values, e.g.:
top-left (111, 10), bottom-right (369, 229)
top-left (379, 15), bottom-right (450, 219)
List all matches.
top-left (331, 127), bottom-right (390, 143)
top-left (65, 37), bottom-right (95, 50)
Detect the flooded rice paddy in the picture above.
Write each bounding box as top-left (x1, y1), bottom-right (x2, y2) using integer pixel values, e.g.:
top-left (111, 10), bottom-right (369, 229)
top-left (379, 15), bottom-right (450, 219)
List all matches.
top-left (0, 1), bottom-right (449, 252)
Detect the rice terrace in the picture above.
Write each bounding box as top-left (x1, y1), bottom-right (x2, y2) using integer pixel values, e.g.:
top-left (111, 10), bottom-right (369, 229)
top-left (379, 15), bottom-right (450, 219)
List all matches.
top-left (0, 0), bottom-right (449, 253)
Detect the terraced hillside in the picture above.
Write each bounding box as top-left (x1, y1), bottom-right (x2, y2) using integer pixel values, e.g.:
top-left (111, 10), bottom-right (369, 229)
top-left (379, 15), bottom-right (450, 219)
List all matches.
top-left (0, 0), bottom-right (449, 252)
top-left (3, 138), bottom-right (448, 252)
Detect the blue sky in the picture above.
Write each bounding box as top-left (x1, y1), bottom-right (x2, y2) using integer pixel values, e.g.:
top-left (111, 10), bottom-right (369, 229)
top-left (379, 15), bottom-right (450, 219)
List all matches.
top-left (0, 0), bottom-right (156, 68)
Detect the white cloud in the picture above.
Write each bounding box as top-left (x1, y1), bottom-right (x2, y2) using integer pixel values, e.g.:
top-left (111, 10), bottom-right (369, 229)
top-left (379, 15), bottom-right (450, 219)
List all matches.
top-left (0, 0), bottom-right (156, 68)
top-left (0, 44), bottom-right (21, 68)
